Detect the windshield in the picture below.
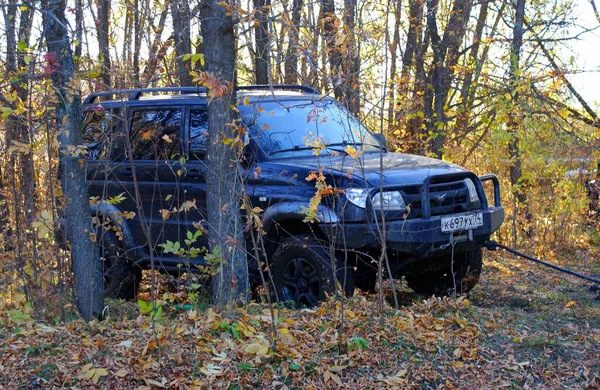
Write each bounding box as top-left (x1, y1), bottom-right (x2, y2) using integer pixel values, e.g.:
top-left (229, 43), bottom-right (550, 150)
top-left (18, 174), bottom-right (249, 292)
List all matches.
top-left (239, 99), bottom-right (382, 159)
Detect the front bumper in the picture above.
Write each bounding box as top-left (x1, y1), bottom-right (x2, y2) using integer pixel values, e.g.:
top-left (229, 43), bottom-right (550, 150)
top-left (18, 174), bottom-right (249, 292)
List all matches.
top-left (320, 172), bottom-right (505, 258)
top-left (320, 206), bottom-right (504, 258)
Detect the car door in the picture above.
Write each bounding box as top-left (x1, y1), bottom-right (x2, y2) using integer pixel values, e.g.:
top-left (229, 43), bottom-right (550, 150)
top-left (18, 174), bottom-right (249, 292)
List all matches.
top-left (116, 107), bottom-right (184, 253)
top-left (177, 107), bottom-right (210, 259)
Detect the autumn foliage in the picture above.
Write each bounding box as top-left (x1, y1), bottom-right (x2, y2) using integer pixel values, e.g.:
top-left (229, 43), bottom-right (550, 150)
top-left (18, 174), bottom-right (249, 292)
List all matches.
top-left (1, 0), bottom-right (600, 386)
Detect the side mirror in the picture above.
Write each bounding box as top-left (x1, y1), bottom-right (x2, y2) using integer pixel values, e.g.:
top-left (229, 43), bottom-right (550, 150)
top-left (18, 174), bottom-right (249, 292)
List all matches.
top-left (372, 133), bottom-right (387, 150)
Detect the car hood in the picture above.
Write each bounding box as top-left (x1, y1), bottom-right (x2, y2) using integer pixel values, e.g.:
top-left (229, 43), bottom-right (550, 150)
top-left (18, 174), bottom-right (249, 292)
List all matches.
top-left (272, 152), bottom-right (467, 186)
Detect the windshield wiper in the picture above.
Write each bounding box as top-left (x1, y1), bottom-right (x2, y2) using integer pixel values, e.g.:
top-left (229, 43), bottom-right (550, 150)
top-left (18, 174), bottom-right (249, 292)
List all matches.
top-left (325, 141), bottom-right (385, 151)
top-left (269, 141), bottom-right (385, 156)
top-left (268, 145), bottom-right (318, 155)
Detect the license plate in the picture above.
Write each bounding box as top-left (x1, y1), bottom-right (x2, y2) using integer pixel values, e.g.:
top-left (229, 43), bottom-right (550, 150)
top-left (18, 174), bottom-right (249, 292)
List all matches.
top-left (441, 213), bottom-right (483, 233)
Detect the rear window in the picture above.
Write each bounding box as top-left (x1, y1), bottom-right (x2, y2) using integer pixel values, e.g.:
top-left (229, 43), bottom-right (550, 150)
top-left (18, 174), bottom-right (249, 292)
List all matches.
top-left (82, 108), bottom-right (121, 160)
top-left (129, 109), bottom-right (182, 160)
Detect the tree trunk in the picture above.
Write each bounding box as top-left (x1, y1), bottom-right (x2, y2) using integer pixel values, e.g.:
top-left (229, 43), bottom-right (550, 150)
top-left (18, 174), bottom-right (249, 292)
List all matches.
top-left (42, 0), bottom-right (104, 321)
top-left (321, 0), bottom-right (344, 101)
top-left (343, 0), bottom-right (360, 113)
top-left (200, 0), bottom-right (249, 306)
top-left (402, 0), bottom-right (426, 153)
top-left (132, 0), bottom-right (144, 86)
top-left (456, 0), bottom-right (489, 134)
top-left (172, 0), bottom-right (193, 85)
top-left (509, 0), bottom-right (526, 206)
top-left (387, 0), bottom-right (401, 128)
top-left (4, 1), bottom-right (36, 290)
top-left (142, 7), bottom-right (170, 86)
top-left (284, 0), bottom-right (303, 84)
top-left (96, 0), bottom-right (112, 88)
top-left (75, 0), bottom-right (83, 58)
top-left (254, 0), bottom-right (271, 84)
top-left (423, 0), bottom-right (471, 158)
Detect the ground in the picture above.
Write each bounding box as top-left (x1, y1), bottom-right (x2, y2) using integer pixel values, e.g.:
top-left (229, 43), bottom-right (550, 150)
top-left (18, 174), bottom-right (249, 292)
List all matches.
top-left (0, 245), bottom-right (599, 389)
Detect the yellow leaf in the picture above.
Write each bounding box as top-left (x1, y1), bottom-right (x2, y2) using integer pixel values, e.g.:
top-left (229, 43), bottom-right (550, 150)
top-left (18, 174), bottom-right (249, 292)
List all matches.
top-left (345, 145), bottom-right (358, 159)
top-left (32, 221), bottom-right (50, 239)
top-left (244, 343), bottom-right (262, 354)
top-left (200, 363), bottom-right (224, 376)
top-left (565, 300), bottom-right (576, 308)
top-left (83, 368), bottom-right (96, 380)
top-left (244, 343), bottom-right (269, 356)
top-left (115, 368), bottom-right (129, 378)
top-left (329, 372), bottom-right (343, 386)
top-left (92, 368), bottom-right (108, 384)
top-left (80, 70), bottom-right (101, 79)
top-left (160, 209), bottom-right (170, 220)
top-left (453, 348), bottom-right (462, 358)
top-left (243, 96), bottom-right (250, 106)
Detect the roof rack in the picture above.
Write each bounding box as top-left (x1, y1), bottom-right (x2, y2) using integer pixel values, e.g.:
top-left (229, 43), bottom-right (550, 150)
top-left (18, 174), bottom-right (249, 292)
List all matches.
top-left (83, 85), bottom-right (320, 105)
top-left (237, 85), bottom-right (320, 94)
top-left (83, 87), bottom-right (207, 105)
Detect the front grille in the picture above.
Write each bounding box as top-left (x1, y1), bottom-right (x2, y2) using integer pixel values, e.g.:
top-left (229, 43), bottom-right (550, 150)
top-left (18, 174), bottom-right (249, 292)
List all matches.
top-left (393, 180), bottom-right (471, 219)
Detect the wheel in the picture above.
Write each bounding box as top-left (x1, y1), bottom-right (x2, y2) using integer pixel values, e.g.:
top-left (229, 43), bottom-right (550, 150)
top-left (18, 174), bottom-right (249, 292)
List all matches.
top-left (96, 229), bottom-right (142, 300)
top-left (405, 248), bottom-right (482, 296)
top-left (269, 235), bottom-right (354, 307)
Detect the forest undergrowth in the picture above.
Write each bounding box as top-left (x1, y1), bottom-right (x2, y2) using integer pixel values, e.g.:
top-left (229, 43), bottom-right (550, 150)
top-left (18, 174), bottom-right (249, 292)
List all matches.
top-left (1, 230), bottom-right (599, 389)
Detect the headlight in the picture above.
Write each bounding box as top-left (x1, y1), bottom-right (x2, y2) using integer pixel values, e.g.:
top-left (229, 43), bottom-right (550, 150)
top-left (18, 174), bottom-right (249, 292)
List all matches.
top-left (345, 188), bottom-right (368, 208)
top-left (372, 191), bottom-right (406, 211)
top-left (464, 178), bottom-right (479, 202)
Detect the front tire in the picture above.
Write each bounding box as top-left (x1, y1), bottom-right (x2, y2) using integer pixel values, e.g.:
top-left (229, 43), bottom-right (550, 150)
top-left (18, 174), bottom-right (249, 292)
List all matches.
top-left (405, 248), bottom-right (482, 296)
top-left (269, 235), bottom-right (354, 307)
top-left (97, 229), bottom-right (142, 300)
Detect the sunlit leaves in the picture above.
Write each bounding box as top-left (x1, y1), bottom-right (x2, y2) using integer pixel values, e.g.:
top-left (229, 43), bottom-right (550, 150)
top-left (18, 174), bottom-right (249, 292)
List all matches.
top-left (106, 193), bottom-right (127, 205)
top-left (182, 53), bottom-right (205, 67)
top-left (32, 211), bottom-right (53, 239)
top-left (80, 364), bottom-right (108, 384)
top-left (193, 71), bottom-right (232, 100)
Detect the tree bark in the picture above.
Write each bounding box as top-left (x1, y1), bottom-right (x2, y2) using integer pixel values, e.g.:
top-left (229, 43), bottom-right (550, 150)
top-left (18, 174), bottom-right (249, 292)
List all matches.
top-left (387, 0), bottom-right (401, 128)
top-left (142, 7), bottom-right (170, 86)
top-left (343, 0), bottom-right (360, 113)
top-left (96, 0), bottom-right (112, 88)
top-left (172, 0), bottom-right (193, 85)
top-left (426, 0), bottom-right (472, 158)
top-left (284, 0), bottom-right (303, 84)
top-left (403, 0), bottom-right (426, 153)
top-left (200, 0), bottom-right (249, 306)
top-left (509, 0), bottom-right (526, 206)
top-left (321, 0), bottom-right (344, 101)
top-left (4, 1), bottom-right (36, 287)
top-left (254, 0), bottom-right (271, 84)
top-left (42, 0), bottom-right (103, 321)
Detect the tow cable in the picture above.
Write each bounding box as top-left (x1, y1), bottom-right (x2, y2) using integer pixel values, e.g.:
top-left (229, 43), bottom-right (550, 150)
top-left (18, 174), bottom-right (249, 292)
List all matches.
top-left (485, 240), bottom-right (600, 286)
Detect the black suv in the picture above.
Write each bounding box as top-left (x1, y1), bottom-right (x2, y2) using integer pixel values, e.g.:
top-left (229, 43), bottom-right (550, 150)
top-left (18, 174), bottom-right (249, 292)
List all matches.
top-left (80, 85), bottom-right (504, 304)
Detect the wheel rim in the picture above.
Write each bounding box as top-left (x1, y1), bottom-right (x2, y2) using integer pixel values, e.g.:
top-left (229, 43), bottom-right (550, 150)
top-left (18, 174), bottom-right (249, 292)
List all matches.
top-left (281, 257), bottom-right (321, 307)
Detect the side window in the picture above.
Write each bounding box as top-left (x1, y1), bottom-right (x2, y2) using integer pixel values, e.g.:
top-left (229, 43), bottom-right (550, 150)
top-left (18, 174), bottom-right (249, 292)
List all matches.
top-left (189, 109), bottom-right (208, 160)
top-left (82, 108), bottom-right (120, 160)
top-left (129, 109), bottom-right (181, 160)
